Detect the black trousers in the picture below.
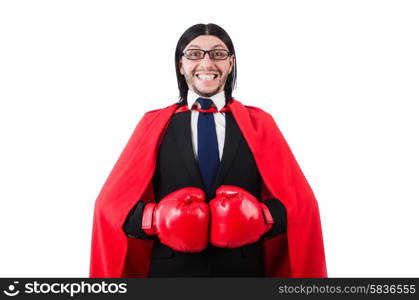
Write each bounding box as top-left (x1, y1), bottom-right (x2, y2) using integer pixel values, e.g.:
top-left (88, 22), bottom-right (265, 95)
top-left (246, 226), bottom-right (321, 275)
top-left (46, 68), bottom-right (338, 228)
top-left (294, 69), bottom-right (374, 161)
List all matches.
top-left (148, 239), bottom-right (265, 277)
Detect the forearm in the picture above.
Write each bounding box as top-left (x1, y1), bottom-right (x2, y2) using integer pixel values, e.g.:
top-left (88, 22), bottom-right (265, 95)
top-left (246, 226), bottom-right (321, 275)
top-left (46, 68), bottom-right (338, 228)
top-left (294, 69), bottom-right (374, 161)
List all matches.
top-left (262, 198), bottom-right (287, 238)
top-left (123, 201), bottom-right (155, 240)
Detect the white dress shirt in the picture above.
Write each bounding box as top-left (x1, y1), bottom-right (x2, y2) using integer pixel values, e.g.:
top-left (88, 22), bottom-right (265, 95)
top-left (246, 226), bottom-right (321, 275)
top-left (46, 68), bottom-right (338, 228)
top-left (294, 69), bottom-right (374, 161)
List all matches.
top-left (187, 90), bottom-right (226, 161)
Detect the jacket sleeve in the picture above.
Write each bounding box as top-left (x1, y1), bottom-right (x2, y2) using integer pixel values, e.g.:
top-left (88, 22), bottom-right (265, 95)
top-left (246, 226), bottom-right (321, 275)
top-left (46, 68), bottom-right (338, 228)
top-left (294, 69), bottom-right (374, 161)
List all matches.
top-left (122, 201), bottom-right (156, 240)
top-left (262, 198), bottom-right (287, 238)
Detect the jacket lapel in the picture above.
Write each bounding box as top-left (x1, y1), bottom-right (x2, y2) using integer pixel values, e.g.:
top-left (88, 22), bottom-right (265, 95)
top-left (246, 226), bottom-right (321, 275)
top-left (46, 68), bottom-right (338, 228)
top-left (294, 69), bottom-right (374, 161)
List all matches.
top-left (172, 110), bottom-right (205, 189)
top-left (211, 112), bottom-right (241, 193)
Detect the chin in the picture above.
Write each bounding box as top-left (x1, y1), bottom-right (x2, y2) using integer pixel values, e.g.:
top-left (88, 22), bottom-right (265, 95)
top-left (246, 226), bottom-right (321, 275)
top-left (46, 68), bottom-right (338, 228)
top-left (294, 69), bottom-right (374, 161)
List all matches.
top-left (195, 87), bottom-right (221, 97)
top-left (196, 91), bottom-right (218, 97)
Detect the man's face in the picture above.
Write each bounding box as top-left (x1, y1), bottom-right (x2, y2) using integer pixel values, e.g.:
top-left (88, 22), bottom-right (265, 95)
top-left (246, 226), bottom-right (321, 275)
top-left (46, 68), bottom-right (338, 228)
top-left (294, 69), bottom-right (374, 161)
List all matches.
top-left (179, 35), bottom-right (235, 98)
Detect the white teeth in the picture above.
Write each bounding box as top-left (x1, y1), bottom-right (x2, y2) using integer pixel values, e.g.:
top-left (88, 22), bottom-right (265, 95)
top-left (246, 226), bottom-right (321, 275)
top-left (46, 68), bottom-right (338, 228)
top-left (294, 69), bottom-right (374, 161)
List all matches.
top-left (197, 74), bottom-right (216, 80)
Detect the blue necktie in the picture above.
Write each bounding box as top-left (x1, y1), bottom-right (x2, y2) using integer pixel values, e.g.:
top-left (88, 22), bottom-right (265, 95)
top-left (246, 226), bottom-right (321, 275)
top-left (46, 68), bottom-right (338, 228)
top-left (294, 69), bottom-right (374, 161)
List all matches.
top-left (196, 97), bottom-right (220, 192)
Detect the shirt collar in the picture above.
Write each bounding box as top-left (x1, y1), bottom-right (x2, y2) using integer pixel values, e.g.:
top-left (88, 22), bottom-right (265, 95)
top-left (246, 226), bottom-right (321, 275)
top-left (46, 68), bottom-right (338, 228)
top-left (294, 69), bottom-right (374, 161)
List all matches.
top-left (187, 90), bottom-right (226, 112)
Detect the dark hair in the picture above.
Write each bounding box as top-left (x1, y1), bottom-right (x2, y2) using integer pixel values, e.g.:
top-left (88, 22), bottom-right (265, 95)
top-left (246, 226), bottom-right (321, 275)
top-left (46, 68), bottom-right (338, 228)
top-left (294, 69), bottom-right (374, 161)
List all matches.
top-left (175, 23), bottom-right (237, 105)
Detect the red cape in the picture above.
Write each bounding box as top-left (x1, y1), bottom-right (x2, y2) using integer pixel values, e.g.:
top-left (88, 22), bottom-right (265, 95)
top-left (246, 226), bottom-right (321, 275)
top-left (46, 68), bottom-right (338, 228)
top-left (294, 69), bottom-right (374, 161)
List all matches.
top-left (89, 99), bottom-right (327, 278)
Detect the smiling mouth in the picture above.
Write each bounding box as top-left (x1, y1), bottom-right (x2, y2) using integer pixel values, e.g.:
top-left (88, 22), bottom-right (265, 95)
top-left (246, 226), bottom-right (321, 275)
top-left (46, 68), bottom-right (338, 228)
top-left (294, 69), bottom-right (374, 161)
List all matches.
top-left (195, 74), bottom-right (218, 80)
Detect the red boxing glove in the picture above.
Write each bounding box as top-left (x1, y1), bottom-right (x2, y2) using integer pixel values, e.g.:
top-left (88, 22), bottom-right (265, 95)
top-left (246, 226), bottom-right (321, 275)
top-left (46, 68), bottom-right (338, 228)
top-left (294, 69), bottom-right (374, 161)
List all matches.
top-left (209, 185), bottom-right (274, 248)
top-left (141, 187), bottom-right (209, 253)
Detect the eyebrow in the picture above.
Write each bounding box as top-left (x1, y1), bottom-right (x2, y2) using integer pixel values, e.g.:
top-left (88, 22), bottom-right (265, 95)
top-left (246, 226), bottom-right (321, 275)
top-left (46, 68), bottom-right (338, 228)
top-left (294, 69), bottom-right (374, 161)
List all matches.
top-left (186, 44), bottom-right (227, 50)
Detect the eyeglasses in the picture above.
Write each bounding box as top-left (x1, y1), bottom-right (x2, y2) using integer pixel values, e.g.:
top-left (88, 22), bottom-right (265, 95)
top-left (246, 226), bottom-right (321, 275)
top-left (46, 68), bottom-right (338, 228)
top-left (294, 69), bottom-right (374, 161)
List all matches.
top-left (183, 49), bottom-right (230, 60)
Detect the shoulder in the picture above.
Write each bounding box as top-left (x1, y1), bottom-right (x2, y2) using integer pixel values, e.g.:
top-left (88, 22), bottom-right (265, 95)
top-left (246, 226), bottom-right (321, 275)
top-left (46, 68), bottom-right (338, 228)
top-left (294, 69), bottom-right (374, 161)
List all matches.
top-left (233, 99), bottom-right (288, 144)
top-left (143, 107), bottom-right (168, 117)
top-left (130, 103), bottom-right (178, 133)
top-left (232, 99), bottom-right (276, 124)
top-left (142, 103), bottom-right (179, 120)
top-left (244, 104), bottom-right (271, 117)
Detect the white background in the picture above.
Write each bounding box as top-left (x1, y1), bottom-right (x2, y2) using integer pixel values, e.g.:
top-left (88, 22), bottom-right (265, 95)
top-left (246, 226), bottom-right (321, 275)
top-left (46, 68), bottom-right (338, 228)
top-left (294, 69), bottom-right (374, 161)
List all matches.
top-left (0, 0), bottom-right (418, 277)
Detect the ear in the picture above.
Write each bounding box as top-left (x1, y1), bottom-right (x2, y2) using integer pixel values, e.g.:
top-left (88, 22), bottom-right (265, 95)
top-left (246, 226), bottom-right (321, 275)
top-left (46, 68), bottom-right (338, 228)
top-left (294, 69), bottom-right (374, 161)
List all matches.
top-left (179, 59), bottom-right (184, 75)
top-left (228, 54), bottom-right (235, 75)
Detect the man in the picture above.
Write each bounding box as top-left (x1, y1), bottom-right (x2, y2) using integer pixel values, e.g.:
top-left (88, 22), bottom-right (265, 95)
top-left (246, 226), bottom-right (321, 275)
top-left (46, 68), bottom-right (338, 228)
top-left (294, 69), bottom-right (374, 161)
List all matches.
top-left (89, 23), bottom-right (327, 277)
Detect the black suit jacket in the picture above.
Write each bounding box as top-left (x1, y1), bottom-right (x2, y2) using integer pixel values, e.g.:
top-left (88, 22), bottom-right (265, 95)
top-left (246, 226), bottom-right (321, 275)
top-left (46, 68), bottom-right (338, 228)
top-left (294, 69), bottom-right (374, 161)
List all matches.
top-left (123, 109), bottom-right (287, 277)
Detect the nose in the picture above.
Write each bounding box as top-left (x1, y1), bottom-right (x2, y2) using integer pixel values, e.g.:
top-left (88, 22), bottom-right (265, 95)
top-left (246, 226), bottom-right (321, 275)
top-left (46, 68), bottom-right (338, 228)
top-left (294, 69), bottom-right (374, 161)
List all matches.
top-left (199, 52), bottom-right (214, 66)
